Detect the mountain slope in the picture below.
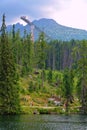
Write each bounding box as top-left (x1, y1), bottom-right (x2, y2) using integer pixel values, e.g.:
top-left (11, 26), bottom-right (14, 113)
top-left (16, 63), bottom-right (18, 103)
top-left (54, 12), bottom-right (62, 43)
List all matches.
top-left (7, 18), bottom-right (87, 41)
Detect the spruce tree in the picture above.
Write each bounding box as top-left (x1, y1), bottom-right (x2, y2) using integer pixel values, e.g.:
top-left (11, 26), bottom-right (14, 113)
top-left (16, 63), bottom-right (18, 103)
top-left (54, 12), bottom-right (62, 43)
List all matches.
top-left (36, 32), bottom-right (47, 87)
top-left (75, 40), bottom-right (87, 114)
top-left (0, 14), bottom-right (20, 114)
top-left (63, 69), bottom-right (74, 113)
top-left (36, 32), bottom-right (47, 69)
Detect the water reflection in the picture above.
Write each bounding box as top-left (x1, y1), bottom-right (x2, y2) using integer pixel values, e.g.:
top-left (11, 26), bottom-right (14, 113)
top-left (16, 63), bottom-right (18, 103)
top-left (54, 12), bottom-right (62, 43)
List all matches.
top-left (0, 115), bottom-right (87, 130)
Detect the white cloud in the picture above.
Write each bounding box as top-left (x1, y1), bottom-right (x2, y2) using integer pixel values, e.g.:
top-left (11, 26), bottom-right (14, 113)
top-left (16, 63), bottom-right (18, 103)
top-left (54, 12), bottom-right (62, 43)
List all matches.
top-left (52, 0), bottom-right (87, 30)
top-left (0, 0), bottom-right (87, 30)
top-left (28, 0), bottom-right (87, 30)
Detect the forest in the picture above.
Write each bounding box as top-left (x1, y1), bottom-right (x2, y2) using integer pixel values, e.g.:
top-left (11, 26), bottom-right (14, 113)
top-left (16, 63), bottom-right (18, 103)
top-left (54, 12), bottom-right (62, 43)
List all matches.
top-left (0, 14), bottom-right (87, 115)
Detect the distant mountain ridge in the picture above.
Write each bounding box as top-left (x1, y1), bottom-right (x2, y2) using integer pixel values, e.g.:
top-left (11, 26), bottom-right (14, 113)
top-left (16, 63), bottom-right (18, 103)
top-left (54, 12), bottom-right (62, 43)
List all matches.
top-left (7, 18), bottom-right (87, 41)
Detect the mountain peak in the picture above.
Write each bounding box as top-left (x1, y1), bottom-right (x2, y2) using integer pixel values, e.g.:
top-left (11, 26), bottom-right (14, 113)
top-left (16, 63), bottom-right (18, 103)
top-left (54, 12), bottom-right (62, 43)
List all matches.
top-left (7, 18), bottom-right (87, 41)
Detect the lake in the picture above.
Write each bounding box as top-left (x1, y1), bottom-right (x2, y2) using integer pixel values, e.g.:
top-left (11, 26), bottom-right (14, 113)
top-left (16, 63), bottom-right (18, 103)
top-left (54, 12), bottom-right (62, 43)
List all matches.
top-left (0, 114), bottom-right (87, 130)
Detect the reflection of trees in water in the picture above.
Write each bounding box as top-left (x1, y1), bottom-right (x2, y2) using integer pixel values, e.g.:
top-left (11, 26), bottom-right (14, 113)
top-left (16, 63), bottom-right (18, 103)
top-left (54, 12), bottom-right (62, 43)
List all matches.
top-left (0, 115), bottom-right (87, 130)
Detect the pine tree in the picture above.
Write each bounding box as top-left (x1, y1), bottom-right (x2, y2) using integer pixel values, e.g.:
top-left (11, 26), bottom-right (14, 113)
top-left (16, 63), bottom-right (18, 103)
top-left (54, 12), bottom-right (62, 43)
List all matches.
top-left (63, 69), bottom-right (74, 113)
top-left (75, 40), bottom-right (87, 114)
top-left (21, 34), bottom-right (34, 75)
top-left (0, 14), bottom-right (20, 114)
top-left (36, 32), bottom-right (47, 69)
top-left (36, 32), bottom-right (47, 87)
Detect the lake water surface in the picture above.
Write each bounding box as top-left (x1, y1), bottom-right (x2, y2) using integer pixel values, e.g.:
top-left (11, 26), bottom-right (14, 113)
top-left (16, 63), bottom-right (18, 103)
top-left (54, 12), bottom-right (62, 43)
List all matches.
top-left (0, 114), bottom-right (87, 130)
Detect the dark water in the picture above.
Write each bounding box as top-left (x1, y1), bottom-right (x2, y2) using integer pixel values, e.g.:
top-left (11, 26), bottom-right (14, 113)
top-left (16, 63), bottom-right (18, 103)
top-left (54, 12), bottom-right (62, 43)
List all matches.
top-left (0, 114), bottom-right (87, 130)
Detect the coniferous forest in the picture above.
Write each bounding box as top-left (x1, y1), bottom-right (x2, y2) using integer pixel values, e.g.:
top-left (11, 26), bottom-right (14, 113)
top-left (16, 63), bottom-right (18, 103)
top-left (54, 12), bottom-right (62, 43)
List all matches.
top-left (0, 14), bottom-right (87, 115)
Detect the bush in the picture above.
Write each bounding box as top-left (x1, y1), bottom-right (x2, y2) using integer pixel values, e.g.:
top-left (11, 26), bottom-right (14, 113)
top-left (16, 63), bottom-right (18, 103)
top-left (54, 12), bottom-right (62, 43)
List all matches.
top-left (38, 108), bottom-right (51, 114)
top-left (28, 81), bottom-right (40, 93)
top-left (28, 81), bottom-right (35, 92)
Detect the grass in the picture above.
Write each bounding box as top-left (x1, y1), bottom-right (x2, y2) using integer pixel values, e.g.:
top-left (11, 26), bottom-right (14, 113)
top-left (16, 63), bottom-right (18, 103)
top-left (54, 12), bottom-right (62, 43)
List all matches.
top-left (18, 69), bottom-right (81, 114)
top-left (21, 105), bottom-right (65, 114)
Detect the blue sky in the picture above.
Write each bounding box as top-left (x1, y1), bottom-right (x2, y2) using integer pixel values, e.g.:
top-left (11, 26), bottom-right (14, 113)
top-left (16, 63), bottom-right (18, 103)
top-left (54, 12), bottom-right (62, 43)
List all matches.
top-left (0, 0), bottom-right (87, 30)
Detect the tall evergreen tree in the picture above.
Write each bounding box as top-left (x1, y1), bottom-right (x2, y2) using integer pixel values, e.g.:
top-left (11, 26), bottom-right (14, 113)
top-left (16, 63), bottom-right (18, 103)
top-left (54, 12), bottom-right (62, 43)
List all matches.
top-left (63, 69), bottom-right (74, 113)
top-left (36, 32), bottom-right (47, 87)
top-left (75, 40), bottom-right (87, 114)
top-left (22, 34), bottom-right (34, 75)
top-left (36, 32), bottom-right (47, 69)
top-left (0, 14), bottom-right (20, 114)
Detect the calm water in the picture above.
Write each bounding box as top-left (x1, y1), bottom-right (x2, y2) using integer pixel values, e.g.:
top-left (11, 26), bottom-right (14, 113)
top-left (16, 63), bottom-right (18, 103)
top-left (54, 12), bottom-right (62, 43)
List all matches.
top-left (0, 114), bottom-right (87, 130)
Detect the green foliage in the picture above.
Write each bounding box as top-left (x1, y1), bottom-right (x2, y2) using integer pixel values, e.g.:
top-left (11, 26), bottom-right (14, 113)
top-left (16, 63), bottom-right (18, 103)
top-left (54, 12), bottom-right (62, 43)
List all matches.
top-left (1, 14), bottom-right (87, 115)
top-left (47, 69), bottom-right (53, 83)
top-left (62, 69), bottom-right (74, 113)
top-left (76, 77), bottom-right (82, 99)
top-left (63, 69), bottom-right (72, 98)
top-left (28, 80), bottom-right (41, 93)
top-left (28, 81), bottom-right (35, 93)
top-left (0, 14), bottom-right (20, 114)
top-left (36, 32), bottom-right (47, 69)
top-left (73, 40), bottom-right (87, 113)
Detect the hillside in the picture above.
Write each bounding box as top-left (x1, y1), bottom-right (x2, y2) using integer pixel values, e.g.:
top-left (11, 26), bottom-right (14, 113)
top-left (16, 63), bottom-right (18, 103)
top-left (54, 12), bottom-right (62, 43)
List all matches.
top-left (7, 18), bottom-right (87, 41)
top-left (19, 70), bottom-right (79, 114)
